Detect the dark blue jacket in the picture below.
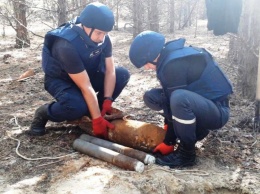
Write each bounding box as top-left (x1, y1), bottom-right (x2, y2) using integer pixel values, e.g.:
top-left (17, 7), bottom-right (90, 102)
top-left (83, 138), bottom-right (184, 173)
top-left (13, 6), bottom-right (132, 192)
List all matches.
top-left (157, 39), bottom-right (233, 145)
top-left (157, 38), bottom-right (233, 102)
top-left (42, 17), bottom-right (110, 81)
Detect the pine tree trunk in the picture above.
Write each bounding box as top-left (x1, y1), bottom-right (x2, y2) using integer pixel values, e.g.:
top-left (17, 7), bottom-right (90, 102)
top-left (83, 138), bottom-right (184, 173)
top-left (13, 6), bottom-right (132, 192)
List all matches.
top-left (229, 0), bottom-right (260, 100)
top-left (168, 0), bottom-right (175, 33)
top-left (148, 0), bottom-right (159, 32)
top-left (12, 0), bottom-right (30, 48)
top-left (57, 0), bottom-right (67, 26)
top-left (132, 0), bottom-right (143, 37)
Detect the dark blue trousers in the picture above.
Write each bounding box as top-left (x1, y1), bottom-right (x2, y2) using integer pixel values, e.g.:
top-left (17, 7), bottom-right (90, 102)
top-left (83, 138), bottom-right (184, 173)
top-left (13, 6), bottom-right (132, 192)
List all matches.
top-left (44, 67), bottom-right (130, 122)
top-left (143, 88), bottom-right (230, 146)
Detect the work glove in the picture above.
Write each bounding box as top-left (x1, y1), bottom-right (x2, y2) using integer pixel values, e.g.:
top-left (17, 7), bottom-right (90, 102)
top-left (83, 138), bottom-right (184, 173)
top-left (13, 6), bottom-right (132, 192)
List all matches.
top-left (101, 99), bottom-right (113, 116)
top-left (92, 116), bottom-right (115, 139)
top-left (153, 142), bottom-right (174, 155)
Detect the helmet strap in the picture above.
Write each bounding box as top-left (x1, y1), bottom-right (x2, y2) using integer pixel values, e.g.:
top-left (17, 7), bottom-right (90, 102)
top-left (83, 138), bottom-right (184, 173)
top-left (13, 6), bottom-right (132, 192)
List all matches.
top-left (89, 28), bottom-right (95, 39)
top-left (81, 24), bottom-right (95, 39)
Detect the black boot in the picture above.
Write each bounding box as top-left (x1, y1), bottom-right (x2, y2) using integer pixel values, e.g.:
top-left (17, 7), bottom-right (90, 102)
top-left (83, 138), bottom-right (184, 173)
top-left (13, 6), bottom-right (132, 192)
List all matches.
top-left (196, 129), bottom-right (209, 141)
top-left (156, 143), bottom-right (196, 168)
top-left (28, 105), bottom-right (49, 136)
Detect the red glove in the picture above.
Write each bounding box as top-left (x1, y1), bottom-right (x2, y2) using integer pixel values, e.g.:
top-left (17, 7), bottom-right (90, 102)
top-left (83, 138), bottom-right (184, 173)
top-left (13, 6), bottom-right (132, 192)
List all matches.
top-left (92, 116), bottom-right (115, 139)
top-left (153, 142), bottom-right (174, 155)
top-left (163, 124), bottom-right (168, 131)
top-left (101, 99), bottom-right (113, 116)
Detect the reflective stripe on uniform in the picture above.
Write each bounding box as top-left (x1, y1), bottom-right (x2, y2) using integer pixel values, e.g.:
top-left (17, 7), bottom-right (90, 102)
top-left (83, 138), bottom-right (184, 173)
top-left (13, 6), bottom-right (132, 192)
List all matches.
top-left (172, 115), bottom-right (196, 124)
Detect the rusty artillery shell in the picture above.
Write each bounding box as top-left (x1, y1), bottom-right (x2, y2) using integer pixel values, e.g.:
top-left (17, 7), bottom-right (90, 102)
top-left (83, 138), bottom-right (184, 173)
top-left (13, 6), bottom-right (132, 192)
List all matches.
top-left (73, 139), bottom-right (144, 173)
top-left (108, 119), bottom-right (166, 152)
top-left (79, 134), bottom-right (155, 164)
top-left (76, 118), bottom-right (166, 152)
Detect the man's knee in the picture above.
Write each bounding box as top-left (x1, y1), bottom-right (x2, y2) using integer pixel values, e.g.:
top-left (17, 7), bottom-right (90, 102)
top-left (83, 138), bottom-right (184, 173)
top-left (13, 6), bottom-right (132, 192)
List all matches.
top-left (51, 92), bottom-right (88, 121)
top-left (143, 89), bottom-right (164, 111)
top-left (170, 89), bottom-right (191, 110)
top-left (116, 67), bottom-right (130, 83)
top-left (143, 90), bottom-right (152, 106)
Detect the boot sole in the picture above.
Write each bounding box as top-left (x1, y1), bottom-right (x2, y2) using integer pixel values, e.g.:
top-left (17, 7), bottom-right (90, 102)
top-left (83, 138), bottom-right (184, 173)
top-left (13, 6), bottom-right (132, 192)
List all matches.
top-left (26, 130), bottom-right (46, 136)
top-left (169, 160), bottom-right (196, 168)
top-left (156, 158), bottom-right (196, 168)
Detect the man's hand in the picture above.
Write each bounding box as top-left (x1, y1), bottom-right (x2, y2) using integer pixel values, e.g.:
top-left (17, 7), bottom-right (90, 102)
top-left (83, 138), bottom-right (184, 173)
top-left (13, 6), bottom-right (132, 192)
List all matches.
top-left (153, 142), bottom-right (174, 155)
top-left (101, 99), bottom-right (113, 116)
top-left (92, 116), bottom-right (115, 139)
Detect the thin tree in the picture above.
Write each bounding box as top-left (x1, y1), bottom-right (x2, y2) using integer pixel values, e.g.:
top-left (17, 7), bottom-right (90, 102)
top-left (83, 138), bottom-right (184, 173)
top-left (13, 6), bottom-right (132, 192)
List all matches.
top-left (168, 0), bottom-right (175, 33)
top-left (132, 0), bottom-right (143, 37)
top-left (57, 0), bottom-right (67, 26)
top-left (113, 0), bottom-right (122, 30)
top-left (0, 7), bottom-right (6, 37)
top-left (148, 0), bottom-right (159, 32)
top-left (181, 0), bottom-right (198, 29)
top-left (12, 0), bottom-right (30, 48)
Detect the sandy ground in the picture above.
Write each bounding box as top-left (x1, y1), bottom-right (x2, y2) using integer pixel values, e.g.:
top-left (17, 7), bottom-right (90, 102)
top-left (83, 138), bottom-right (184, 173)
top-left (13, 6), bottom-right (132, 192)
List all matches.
top-left (0, 20), bottom-right (259, 194)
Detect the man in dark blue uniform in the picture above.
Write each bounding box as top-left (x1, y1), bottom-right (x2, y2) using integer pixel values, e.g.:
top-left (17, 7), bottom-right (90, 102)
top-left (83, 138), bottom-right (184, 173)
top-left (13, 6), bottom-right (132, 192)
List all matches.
top-left (129, 31), bottom-right (233, 168)
top-left (28, 2), bottom-right (130, 139)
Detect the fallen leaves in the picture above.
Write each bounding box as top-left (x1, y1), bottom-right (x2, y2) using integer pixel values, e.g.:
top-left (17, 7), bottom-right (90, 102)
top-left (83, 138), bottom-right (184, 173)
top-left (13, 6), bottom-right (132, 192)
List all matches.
top-left (17, 69), bottom-right (35, 81)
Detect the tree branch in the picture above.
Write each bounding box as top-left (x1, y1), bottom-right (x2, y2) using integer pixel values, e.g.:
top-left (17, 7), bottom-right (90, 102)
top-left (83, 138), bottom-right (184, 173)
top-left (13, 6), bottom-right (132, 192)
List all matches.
top-left (181, 0), bottom-right (198, 29)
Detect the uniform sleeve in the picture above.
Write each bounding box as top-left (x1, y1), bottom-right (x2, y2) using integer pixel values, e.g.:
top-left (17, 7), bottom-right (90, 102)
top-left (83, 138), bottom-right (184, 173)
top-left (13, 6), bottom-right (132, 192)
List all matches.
top-left (51, 38), bottom-right (85, 74)
top-left (102, 35), bottom-right (112, 58)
